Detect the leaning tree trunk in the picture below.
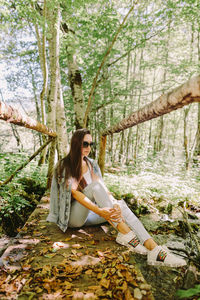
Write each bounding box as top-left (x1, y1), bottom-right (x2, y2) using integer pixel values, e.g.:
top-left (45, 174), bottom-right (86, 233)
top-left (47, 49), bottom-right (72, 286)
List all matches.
top-left (98, 75), bottom-right (200, 174)
top-left (0, 101), bottom-right (56, 137)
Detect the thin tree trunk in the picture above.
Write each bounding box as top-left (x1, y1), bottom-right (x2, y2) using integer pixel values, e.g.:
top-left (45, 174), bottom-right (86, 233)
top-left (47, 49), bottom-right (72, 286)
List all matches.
top-left (30, 67), bottom-right (43, 149)
top-left (34, 0), bottom-right (49, 165)
top-left (154, 22), bottom-right (171, 154)
top-left (46, 1), bottom-right (60, 189)
top-left (126, 52), bottom-right (136, 164)
top-left (154, 116), bottom-right (164, 153)
top-left (98, 135), bottom-right (107, 176)
top-left (30, 67), bottom-right (41, 124)
top-left (193, 26), bottom-right (200, 162)
top-left (119, 52), bottom-right (130, 163)
top-left (134, 49), bottom-right (144, 165)
top-left (148, 65), bottom-right (157, 157)
top-left (183, 107), bottom-right (190, 169)
top-left (11, 124), bottom-right (23, 150)
top-left (193, 103), bottom-right (200, 159)
top-left (56, 72), bottom-right (68, 159)
top-left (110, 107), bottom-right (114, 163)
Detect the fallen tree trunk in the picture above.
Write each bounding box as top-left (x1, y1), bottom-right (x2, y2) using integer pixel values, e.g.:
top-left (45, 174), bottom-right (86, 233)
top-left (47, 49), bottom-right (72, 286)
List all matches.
top-left (99, 75), bottom-right (200, 174)
top-left (102, 75), bottom-right (200, 136)
top-left (0, 101), bottom-right (57, 137)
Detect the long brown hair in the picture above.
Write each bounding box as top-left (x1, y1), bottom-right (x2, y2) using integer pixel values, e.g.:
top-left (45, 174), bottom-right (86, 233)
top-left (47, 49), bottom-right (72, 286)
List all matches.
top-left (56, 128), bottom-right (91, 183)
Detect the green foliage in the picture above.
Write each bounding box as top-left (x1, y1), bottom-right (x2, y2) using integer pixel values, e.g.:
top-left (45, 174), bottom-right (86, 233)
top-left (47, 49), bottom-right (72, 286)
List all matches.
top-left (104, 157), bottom-right (200, 209)
top-left (176, 285), bottom-right (200, 299)
top-left (0, 183), bottom-right (35, 236)
top-left (0, 153), bottom-right (47, 236)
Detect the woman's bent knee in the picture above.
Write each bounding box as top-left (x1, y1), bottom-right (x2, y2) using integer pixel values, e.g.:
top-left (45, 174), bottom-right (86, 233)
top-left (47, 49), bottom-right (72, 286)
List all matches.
top-left (68, 219), bottom-right (86, 228)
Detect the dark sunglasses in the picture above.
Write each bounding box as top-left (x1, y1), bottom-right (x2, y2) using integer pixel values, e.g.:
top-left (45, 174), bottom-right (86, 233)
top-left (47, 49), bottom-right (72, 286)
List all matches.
top-left (82, 141), bottom-right (95, 148)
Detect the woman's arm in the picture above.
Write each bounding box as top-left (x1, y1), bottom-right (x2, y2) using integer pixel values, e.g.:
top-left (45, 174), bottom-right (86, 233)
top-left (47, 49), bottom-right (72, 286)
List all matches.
top-left (71, 189), bottom-right (119, 222)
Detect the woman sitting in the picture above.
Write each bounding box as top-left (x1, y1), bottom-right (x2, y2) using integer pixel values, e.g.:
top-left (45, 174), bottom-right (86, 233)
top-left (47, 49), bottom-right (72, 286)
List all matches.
top-left (47, 128), bottom-right (186, 268)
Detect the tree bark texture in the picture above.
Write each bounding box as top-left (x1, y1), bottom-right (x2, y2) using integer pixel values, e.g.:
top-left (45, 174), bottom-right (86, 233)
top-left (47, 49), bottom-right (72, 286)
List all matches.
top-left (98, 135), bottom-right (107, 176)
top-left (46, 1), bottom-right (61, 188)
top-left (0, 101), bottom-right (56, 137)
top-left (34, 1), bottom-right (49, 165)
top-left (102, 75), bottom-right (200, 136)
top-left (67, 52), bottom-right (85, 129)
top-left (56, 75), bottom-right (68, 159)
top-left (62, 23), bottom-right (85, 129)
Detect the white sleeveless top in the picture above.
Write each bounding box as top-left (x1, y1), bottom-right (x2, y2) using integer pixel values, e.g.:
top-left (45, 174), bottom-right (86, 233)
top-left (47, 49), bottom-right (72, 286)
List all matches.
top-left (83, 169), bottom-right (92, 184)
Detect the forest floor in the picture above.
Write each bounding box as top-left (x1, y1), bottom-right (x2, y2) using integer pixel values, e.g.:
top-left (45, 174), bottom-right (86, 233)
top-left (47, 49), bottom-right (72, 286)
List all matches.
top-left (0, 195), bottom-right (154, 300)
top-left (1, 195), bottom-right (199, 300)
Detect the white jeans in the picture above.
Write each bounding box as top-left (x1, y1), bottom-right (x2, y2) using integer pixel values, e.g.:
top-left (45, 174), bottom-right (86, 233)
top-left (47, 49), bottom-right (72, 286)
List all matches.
top-left (68, 181), bottom-right (151, 244)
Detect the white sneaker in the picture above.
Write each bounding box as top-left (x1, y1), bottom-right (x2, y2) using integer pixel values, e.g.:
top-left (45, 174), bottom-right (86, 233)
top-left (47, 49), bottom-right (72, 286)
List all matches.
top-left (147, 245), bottom-right (187, 267)
top-left (116, 231), bottom-right (148, 255)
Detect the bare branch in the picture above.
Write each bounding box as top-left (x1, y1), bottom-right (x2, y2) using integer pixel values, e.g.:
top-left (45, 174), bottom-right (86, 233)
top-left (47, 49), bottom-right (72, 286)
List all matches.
top-left (108, 25), bottom-right (168, 67)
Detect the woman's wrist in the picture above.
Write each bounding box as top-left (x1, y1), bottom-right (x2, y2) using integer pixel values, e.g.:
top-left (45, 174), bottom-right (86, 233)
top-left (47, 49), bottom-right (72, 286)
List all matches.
top-left (93, 206), bottom-right (102, 216)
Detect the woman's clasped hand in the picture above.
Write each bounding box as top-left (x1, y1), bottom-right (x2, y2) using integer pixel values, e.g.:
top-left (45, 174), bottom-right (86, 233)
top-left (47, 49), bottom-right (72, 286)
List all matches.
top-left (99, 205), bottom-right (122, 223)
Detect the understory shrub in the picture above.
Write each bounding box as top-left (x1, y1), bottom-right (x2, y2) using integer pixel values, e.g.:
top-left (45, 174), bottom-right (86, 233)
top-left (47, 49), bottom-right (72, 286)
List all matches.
top-left (0, 153), bottom-right (47, 236)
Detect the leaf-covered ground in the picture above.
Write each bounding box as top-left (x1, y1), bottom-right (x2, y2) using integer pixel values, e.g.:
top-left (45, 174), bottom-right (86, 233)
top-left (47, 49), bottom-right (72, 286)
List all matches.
top-left (1, 162), bottom-right (200, 299)
top-left (0, 196), bottom-right (154, 300)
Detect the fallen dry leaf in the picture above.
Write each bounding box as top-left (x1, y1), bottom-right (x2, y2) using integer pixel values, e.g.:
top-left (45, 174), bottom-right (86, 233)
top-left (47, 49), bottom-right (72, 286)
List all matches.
top-left (100, 278), bottom-right (110, 289)
top-left (85, 269), bottom-right (93, 275)
top-left (72, 244), bottom-right (83, 249)
top-left (64, 237), bottom-right (72, 241)
top-left (63, 281), bottom-right (72, 290)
